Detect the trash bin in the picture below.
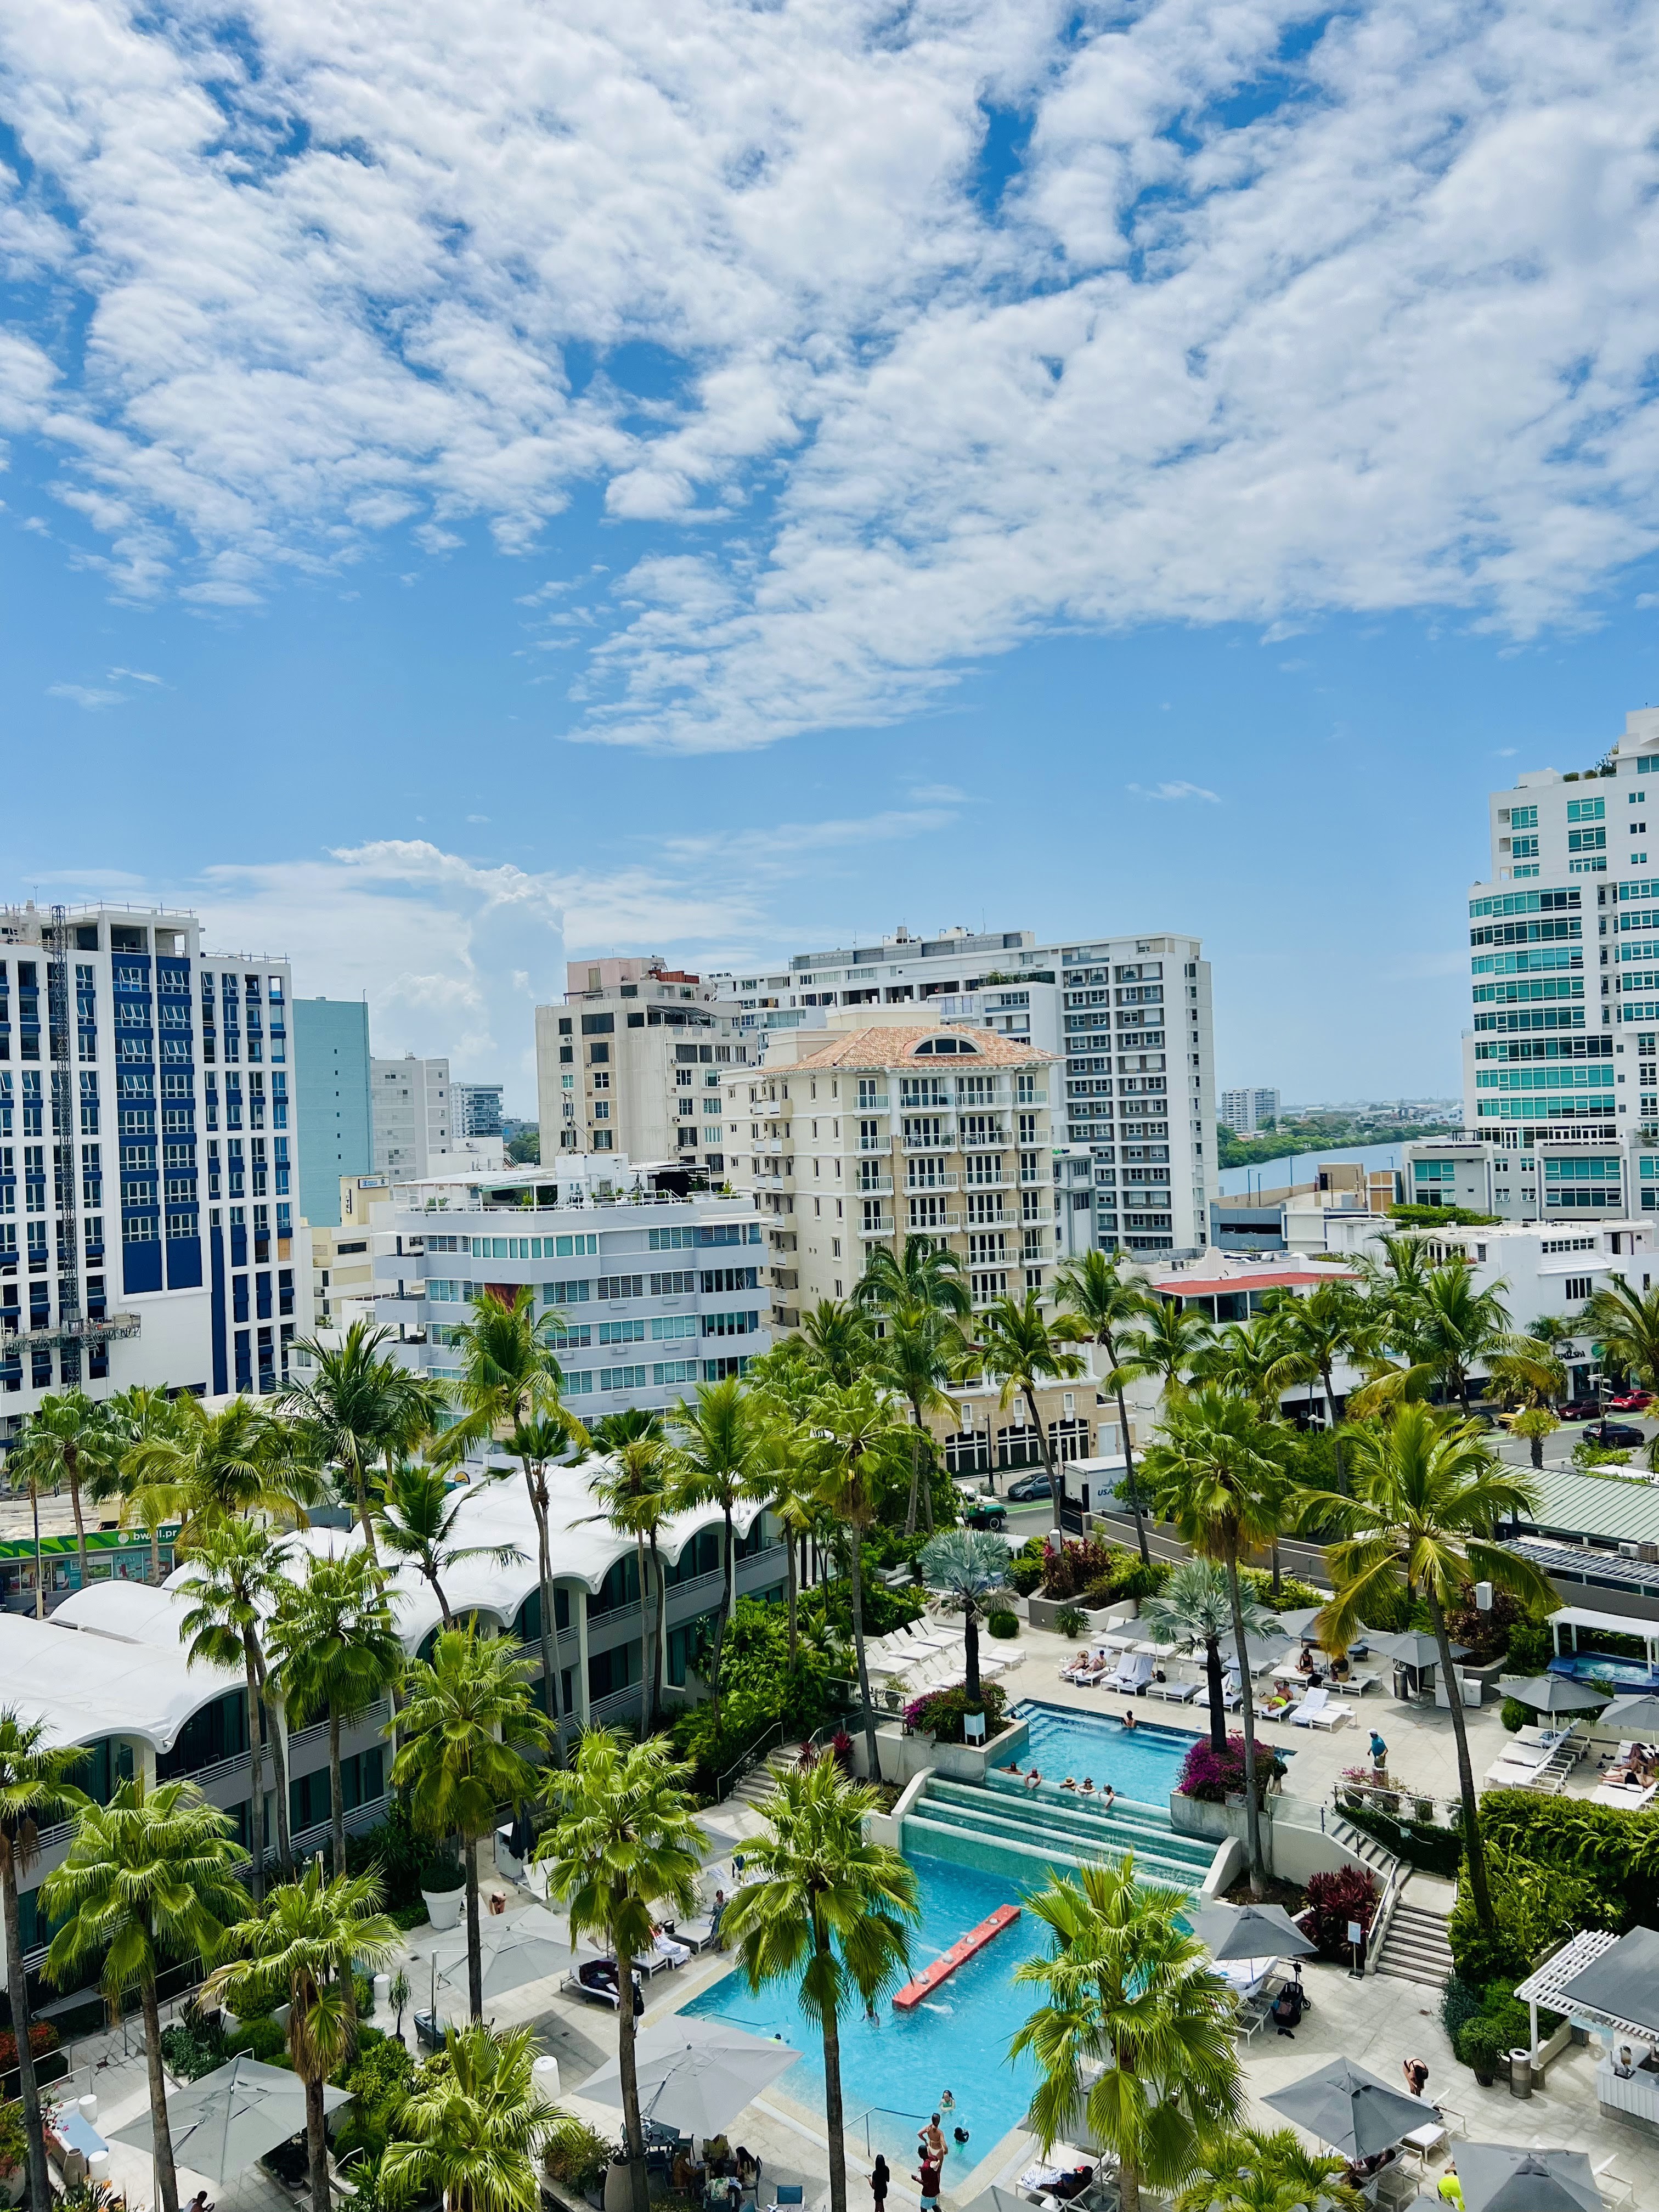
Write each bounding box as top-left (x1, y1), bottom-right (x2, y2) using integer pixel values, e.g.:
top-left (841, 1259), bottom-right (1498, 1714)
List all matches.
top-left (1509, 2049), bottom-right (1533, 2098)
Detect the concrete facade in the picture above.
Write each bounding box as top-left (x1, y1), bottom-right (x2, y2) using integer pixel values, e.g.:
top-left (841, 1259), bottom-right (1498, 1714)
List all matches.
top-left (292, 997), bottom-right (371, 1228)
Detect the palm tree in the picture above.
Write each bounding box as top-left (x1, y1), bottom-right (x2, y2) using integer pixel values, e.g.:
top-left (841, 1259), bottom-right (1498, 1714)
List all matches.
top-left (1141, 1559), bottom-right (1274, 1755)
top-left (1584, 1272), bottom-right (1659, 1410)
top-left (1010, 1856), bottom-right (1242, 2212)
top-left (1124, 1295), bottom-right (1215, 1409)
top-left (537, 1733), bottom-right (704, 2212)
top-left (374, 1461), bottom-right (524, 1629)
top-left (589, 1436), bottom-right (672, 1737)
top-left (975, 1292), bottom-right (1089, 1534)
top-left (798, 1299), bottom-right (874, 1387)
top-left (805, 1378), bottom-right (908, 1780)
top-left (1487, 1336), bottom-right (1568, 1470)
top-left (8, 1391), bottom-right (117, 1594)
top-left (104, 1383), bottom-right (189, 1583)
top-left (667, 1377), bottom-right (762, 1728)
top-left (721, 1758), bottom-right (917, 2212)
top-left (745, 1378), bottom-right (820, 1664)
top-left (1141, 1389), bottom-right (1286, 1894)
top-left (130, 1396), bottom-right (314, 1537)
top-left (1189, 1318), bottom-right (1300, 1589)
top-left (1318, 1403), bottom-right (1555, 1929)
top-left (1508, 1404), bottom-right (1562, 1471)
top-left (1352, 1230), bottom-right (1436, 1307)
top-left (270, 1549), bottom-right (403, 1882)
top-left (281, 1318), bottom-right (433, 1560)
top-left (392, 1629), bottom-right (552, 2019)
top-left (0, 1710), bottom-right (87, 2212)
top-left (1412, 1263), bottom-right (1514, 1414)
top-left (205, 1863), bottom-right (398, 2212)
top-left (856, 1234), bottom-right (970, 1323)
top-left (1056, 1251), bottom-right (1158, 1564)
top-left (1173, 2127), bottom-right (1362, 2212)
top-left (1258, 1282), bottom-right (1372, 1487)
top-left (916, 1529), bottom-right (1009, 1702)
top-left (381, 2019), bottom-right (555, 2212)
top-left (176, 1520), bottom-right (298, 1894)
top-left (859, 1239), bottom-right (970, 1534)
top-left (42, 1780), bottom-right (249, 2212)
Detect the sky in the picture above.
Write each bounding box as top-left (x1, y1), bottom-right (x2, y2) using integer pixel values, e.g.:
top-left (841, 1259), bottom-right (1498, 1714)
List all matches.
top-left (4, 0), bottom-right (1659, 1115)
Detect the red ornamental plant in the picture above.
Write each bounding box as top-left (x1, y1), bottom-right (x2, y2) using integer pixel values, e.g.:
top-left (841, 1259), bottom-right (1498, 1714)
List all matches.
top-left (1176, 1733), bottom-right (1283, 1805)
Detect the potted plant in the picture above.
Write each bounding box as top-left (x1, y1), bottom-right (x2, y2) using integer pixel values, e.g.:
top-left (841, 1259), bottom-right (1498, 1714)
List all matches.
top-left (390, 1969), bottom-right (411, 2042)
top-left (1458, 2016), bottom-right (1508, 2088)
top-left (419, 1846), bottom-right (465, 1932)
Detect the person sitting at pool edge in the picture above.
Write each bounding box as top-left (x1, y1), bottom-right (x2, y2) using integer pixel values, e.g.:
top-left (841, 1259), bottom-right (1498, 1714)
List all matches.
top-left (1061, 1776), bottom-right (1077, 1790)
top-left (1025, 1767), bottom-right (1042, 1791)
top-left (1080, 1776), bottom-right (1094, 1795)
top-left (1122, 1708), bottom-right (1137, 1730)
top-left (1102, 1784), bottom-right (1115, 1810)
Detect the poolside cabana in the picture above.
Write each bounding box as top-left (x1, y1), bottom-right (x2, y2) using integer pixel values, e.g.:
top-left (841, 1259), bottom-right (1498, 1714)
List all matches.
top-left (1547, 1609), bottom-right (1659, 1682)
top-left (1514, 1926), bottom-right (1659, 2125)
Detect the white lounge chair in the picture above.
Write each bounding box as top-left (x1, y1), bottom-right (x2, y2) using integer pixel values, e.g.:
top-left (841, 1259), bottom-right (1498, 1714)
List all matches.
top-left (1289, 1685), bottom-right (1355, 1729)
top-left (1109, 1652), bottom-right (1155, 1695)
top-left (1592, 1777), bottom-right (1657, 1810)
top-left (1145, 1671), bottom-right (1201, 1704)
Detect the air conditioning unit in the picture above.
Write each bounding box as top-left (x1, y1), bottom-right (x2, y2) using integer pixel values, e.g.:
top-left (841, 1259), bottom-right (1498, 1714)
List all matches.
top-left (1619, 1541), bottom-right (1640, 1559)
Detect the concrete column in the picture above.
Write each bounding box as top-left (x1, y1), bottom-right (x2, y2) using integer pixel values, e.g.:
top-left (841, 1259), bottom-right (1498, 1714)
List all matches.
top-left (574, 1585), bottom-right (591, 1724)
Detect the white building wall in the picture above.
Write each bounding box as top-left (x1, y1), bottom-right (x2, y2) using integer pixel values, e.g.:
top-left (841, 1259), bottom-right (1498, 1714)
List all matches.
top-left (371, 1054), bottom-right (450, 1181)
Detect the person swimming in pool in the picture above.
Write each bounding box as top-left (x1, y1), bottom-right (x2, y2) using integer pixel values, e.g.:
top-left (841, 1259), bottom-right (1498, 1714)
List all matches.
top-left (1061, 1776), bottom-right (1077, 1791)
top-left (1025, 1768), bottom-right (1042, 1791)
top-left (1122, 1709), bottom-right (1138, 1731)
top-left (1080, 1777), bottom-right (1095, 1795)
top-left (1103, 1785), bottom-right (1116, 1809)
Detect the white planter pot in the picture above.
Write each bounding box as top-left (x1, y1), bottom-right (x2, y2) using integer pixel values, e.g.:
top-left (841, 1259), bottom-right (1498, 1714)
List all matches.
top-left (422, 1886), bottom-right (463, 1932)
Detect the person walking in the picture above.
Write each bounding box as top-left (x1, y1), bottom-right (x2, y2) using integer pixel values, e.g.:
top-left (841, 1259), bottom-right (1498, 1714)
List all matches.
top-left (870, 2155), bottom-right (890, 2212)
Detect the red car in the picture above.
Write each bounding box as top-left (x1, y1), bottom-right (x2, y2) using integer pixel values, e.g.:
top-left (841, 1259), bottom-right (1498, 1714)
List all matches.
top-left (1609, 1390), bottom-right (1653, 1412)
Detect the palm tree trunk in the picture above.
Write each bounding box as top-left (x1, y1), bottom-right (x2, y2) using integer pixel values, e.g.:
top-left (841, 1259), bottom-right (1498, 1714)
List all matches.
top-left (242, 1643), bottom-right (267, 1903)
top-left (964, 1605), bottom-right (981, 1703)
top-left (911, 1403), bottom-right (934, 1533)
top-left (1024, 1381), bottom-right (1062, 1534)
top-left (464, 1828), bottom-right (483, 2022)
top-left (1203, 1635), bottom-right (1226, 1754)
top-left (2, 1852), bottom-right (51, 2212)
top-left (531, 1489), bottom-right (563, 1747)
top-left (904, 1426), bottom-right (922, 1538)
top-left (1115, 1379), bottom-right (1150, 1566)
top-left (1321, 1361), bottom-right (1347, 1494)
top-left (303, 2067), bottom-right (330, 2212)
top-left (1225, 1549), bottom-right (1266, 1898)
top-left (67, 1451), bottom-right (89, 1592)
top-left (615, 1937), bottom-right (647, 2212)
top-left (255, 1649), bottom-right (294, 1874)
top-left (142, 1976), bottom-right (182, 2212)
top-left (354, 1464), bottom-right (381, 1566)
top-left (1427, 1589), bottom-right (1492, 1926)
top-left (1531, 1431), bottom-right (1544, 1470)
top-left (637, 1533), bottom-right (650, 1740)
top-left (821, 1971), bottom-right (849, 2212)
top-left (1117, 2149), bottom-right (1141, 2212)
top-left (847, 1528), bottom-right (881, 1783)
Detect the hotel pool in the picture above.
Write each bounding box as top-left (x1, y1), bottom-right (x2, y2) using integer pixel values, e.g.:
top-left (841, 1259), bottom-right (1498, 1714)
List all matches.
top-left (1551, 1652), bottom-right (1659, 1691)
top-left (1011, 1701), bottom-right (1204, 1799)
top-left (683, 1853), bottom-right (1043, 2160)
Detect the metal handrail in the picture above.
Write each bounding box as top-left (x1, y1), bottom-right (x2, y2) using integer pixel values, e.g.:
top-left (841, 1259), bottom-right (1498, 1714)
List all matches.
top-left (713, 1718), bottom-right (786, 1804)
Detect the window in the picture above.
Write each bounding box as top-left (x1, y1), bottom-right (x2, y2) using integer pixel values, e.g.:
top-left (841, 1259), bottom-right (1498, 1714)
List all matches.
top-left (1511, 805), bottom-right (1538, 830)
top-left (1564, 1274), bottom-right (1594, 1301)
top-left (1568, 828), bottom-right (1606, 853)
top-left (1511, 836), bottom-right (1539, 858)
top-left (1567, 798), bottom-right (1606, 823)
top-left (597, 1273), bottom-right (643, 1300)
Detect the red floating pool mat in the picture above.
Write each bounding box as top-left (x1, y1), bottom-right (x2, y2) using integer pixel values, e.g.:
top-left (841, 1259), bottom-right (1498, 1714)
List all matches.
top-left (891, 1904), bottom-right (1020, 2010)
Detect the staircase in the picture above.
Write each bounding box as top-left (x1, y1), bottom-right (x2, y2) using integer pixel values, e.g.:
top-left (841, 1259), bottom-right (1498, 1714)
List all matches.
top-left (1325, 1809), bottom-right (1400, 1880)
top-left (901, 1772), bottom-right (1219, 1892)
top-left (1376, 1892), bottom-right (1455, 1988)
top-left (730, 1750), bottom-right (798, 1808)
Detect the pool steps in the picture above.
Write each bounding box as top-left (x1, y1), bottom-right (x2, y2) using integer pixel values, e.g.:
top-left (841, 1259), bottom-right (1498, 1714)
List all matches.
top-left (902, 1771), bottom-right (1217, 1892)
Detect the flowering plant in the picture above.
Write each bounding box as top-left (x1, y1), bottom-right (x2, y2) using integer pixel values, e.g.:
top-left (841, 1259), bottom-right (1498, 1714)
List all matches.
top-left (1176, 1734), bottom-right (1285, 1805)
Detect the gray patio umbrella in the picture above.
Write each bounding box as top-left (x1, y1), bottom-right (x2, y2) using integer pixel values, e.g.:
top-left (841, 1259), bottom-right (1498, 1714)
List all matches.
top-left (1273, 1606), bottom-right (1333, 1642)
top-left (963, 2191), bottom-right (1046, 2212)
top-left (1502, 1675), bottom-right (1609, 1716)
top-left (578, 2015), bottom-right (801, 2137)
top-left (1189, 1899), bottom-right (1317, 1964)
top-left (1456, 2146), bottom-right (1600, 2212)
top-left (1216, 1629), bottom-right (1294, 1672)
top-left (433, 1905), bottom-right (571, 2002)
top-left (1262, 2056), bottom-right (1438, 2159)
top-left (1600, 1691), bottom-right (1659, 1736)
top-left (1557, 1925), bottom-right (1659, 2036)
top-left (110, 2055), bottom-right (350, 2182)
top-left (1367, 1630), bottom-right (1470, 1671)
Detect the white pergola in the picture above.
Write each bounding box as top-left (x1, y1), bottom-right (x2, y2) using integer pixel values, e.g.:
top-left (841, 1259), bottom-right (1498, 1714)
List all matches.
top-left (1549, 1608), bottom-right (1659, 1673)
top-left (1513, 1930), bottom-right (1636, 2058)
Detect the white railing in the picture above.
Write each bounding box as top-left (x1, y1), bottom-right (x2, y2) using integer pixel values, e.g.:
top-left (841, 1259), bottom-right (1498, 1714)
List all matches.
top-left (857, 1217), bottom-right (895, 1238)
top-left (905, 1170), bottom-right (960, 1191)
top-left (857, 1175), bottom-right (894, 1197)
top-left (906, 1212), bottom-right (962, 1233)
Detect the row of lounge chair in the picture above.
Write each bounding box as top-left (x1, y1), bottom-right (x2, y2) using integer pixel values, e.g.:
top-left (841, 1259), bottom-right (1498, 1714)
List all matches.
top-left (1058, 1641), bottom-right (1359, 1728)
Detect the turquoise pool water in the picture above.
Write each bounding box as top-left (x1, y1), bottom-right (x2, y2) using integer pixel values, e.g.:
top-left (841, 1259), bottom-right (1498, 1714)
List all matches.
top-left (682, 1853), bottom-right (1042, 2159)
top-left (1011, 1700), bottom-right (1202, 1798)
top-left (1552, 1652), bottom-right (1659, 1690)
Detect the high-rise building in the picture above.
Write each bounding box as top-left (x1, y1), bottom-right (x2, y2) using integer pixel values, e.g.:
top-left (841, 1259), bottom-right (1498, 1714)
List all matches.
top-left (0, 899), bottom-right (305, 1438)
top-left (293, 999), bottom-right (371, 1227)
top-left (1219, 1086), bottom-right (1279, 1134)
top-left (713, 925), bottom-right (1214, 1258)
top-left (453, 1082), bottom-right (504, 1137)
top-left (371, 1053), bottom-right (450, 1180)
top-left (535, 959), bottom-right (751, 1172)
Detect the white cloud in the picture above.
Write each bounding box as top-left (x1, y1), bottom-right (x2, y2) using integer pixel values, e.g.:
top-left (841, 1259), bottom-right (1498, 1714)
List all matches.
top-left (47, 683), bottom-right (126, 709)
top-left (108, 665), bottom-right (162, 684)
top-left (6, 0), bottom-right (1659, 746)
top-left (1127, 780), bottom-right (1220, 803)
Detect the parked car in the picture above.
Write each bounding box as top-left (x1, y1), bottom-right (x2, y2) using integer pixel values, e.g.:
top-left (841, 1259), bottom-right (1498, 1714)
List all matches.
top-left (1584, 1420), bottom-right (1645, 1448)
top-left (1561, 1398), bottom-right (1602, 1423)
top-left (963, 1497), bottom-right (1008, 1530)
top-left (1005, 1471), bottom-right (1054, 1503)
top-left (1609, 1390), bottom-right (1653, 1412)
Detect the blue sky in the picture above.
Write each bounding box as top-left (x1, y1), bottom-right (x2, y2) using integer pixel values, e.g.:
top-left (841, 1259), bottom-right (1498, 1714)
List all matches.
top-left (3, 0), bottom-right (1658, 1113)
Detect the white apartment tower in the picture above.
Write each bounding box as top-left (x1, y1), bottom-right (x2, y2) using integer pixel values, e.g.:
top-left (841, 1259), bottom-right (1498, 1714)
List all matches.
top-left (1220, 1087), bottom-right (1280, 1134)
top-left (371, 1054), bottom-right (451, 1180)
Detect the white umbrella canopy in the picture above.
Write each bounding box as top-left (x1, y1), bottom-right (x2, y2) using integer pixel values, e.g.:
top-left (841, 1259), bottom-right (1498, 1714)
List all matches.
top-left (578, 2016), bottom-right (801, 2138)
top-left (110, 2056), bottom-right (351, 2182)
top-left (432, 1906), bottom-right (572, 2002)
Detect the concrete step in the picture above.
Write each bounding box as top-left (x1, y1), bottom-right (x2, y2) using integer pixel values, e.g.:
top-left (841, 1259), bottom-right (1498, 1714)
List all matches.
top-left (1376, 1898), bottom-right (1454, 1989)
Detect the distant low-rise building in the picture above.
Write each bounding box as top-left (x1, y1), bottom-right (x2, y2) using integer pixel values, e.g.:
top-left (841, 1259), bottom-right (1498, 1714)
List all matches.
top-left (453, 1082), bottom-right (505, 1137)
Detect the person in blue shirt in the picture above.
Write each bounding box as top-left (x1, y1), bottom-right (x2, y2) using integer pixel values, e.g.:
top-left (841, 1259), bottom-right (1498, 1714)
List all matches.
top-left (1369, 1729), bottom-right (1388, 1773)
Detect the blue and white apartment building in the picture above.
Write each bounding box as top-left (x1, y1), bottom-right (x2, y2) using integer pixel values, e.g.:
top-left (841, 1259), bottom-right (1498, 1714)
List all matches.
top-left (0, 899), bottom-right (302, 1446)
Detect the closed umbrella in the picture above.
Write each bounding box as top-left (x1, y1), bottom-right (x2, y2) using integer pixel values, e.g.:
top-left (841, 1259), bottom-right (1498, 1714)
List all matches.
top-left (578, 2016), bottom-right (801, 2137)
top-left (1263, 2056), bottom-right (1437, 2159)
top-left (1600, 1691), bottom-right (1659, 1737)
top-left (110, 2056), bottom-right (349, 2182)
top-left (1457, 2147), bottom-right (1600, 2212)
top-left (1502, 1676), bottom-right (1608, 1716)
top-left (1190, 1899), bottom-right (1316, 1964)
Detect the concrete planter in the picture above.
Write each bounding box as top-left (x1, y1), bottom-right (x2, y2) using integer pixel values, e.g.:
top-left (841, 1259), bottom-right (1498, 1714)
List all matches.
top-left (421, 1884), bottom-right (463, 1932)
top-left (1170, 1790), bottom-right (1277, 1863)
top-left (857, 1716), bottom-right (1032, 1787)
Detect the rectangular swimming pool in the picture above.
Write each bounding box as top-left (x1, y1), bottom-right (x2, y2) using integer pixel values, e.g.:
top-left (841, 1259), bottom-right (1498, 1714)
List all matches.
top-left (1011, 1700), bottom-right (1203, 1799)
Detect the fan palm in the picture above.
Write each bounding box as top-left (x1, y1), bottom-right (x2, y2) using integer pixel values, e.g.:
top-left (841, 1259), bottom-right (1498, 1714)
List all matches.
top-left (42, 1781), bottom-right (249, 2212)
top-left (281, 1320), bottom-right (425, 1559)
top-left (129, 1395), bottom-right (315, 1537)
top-left (8, 1391), bottom-right (117, 1594)
top-left (374, 1461), bottom-right (524, 1629)
top-left (589, 1436), bottom-right (673, 1736)
top-left (537, 1734), bottom-right (704, 2212)
top-left (381, 2019), bottom-right (555, 2212)
top-left (176, 1520), bottom-right (298, 1893)
top-left (1010, 1855), bottom-right (1242, 2212)
top-left (1318, 1402), bottom-right (1555, 1928)
top-left (0, 1710), bottom-right (87, 2212)
top-left (1055, 1251), bottom-right (1158, 1564)
top-left (1173, 2126), bottom-right (1362, 2212)
top-left (804, 1377), bottom-right (910, 1779)
top-left (721, 1758), bottom-right (917, 2212)
top-left (204, 1863), bottom-right (398, 2212)
top-left (916, 1529), bottom-right (1009, 1701)
top-left (1141, 1559), bottom-right (1274, 1755)
top-left (666, 1377), bottom-right (763, 1727)
top-left (270, 1549), bottom-right (403, 1884)
top-left (975, 1293), bottom-right (1089, 1533)
top-left (392, 1629), bottom-right (552, 2019)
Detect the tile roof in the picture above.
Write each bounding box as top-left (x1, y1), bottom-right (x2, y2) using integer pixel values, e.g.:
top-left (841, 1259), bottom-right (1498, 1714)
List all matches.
top-left (787, 1026), bottom-right (1058, 1071)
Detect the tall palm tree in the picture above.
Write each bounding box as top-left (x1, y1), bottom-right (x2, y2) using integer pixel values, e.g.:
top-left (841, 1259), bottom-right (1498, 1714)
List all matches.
top-left (8, 1391), bottom-right (117, 1594)
top-left (916, 1529), bottom-right (1009, 1702)
top-left (176, 1520), bottom-right (298, 1894)
top-left (205, 1863), bottom-right (398, 2212)
top-left (1584, 1272), bottom-right (1659, 1412)
top-left (798, 1299), bottom-right (873, 1387)
top-left (1124, 1296), bottom-right (1215, 1410)
top-left (859, 1239), bottom-right (970, 1534)
top-left (975, 1292), bottom-right (1089, 1534)
top-left (42, 1780), bottom-right (249, 2212)
top-left (1411, 1263), bottom-right (1514, 1415)
top-left (374, 1461), bottom-right (524, 1629)
top-left (1141, 1558), bottom-right (1275, 1754)
top-left (381, 2019), bottom-right (555, 2212)
top-left (1056, 1251), bottom-right (1158, 1564)
top-left (0, 1710), bottom-right (86, 2212)
top-left (667, 1377), bottom-right (762, 1728)
top-left (1318, 1403), bottom-right (1555, 1929)
top-left (537, 1733), bottom-right (704, 2212)
top-left (589, 1436), bottom-right (672, 1736)
top-left (805, 1377), bottom-right (909, 1780)
top-left (1257, 1282), bottom-right (1372, 1486)
top-left (1173, 2127), bottom-right (1362, 2212)
top-left (1487, 1337), bottom-right (1568, 1469)
top-left (1010, 1856), bottom-right (1242, 2212)
top-left (721, 1758), bottom-right (917, 2212)
top-left (282, 1318), bottom-right (439, 1561)
top-left (1189, 1317), bottom-right (1299, 1587)
top-left (103, 1383), bottom-right (188, 1583)
top-left (130, 1396), bottom-right (314, 1538)
top-left (392, 1629), bottom-right (552, 2019)
top-left (1352, 1230), bottom-right (1436, 1308)
top-left (271, 1549), bottom-right (403, 1883)
top-left (1141, 1389), bottom-right (1286, 1894)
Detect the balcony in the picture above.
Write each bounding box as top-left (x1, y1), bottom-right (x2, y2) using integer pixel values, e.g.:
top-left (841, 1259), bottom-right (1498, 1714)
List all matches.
top-left (859, 1134), bottom-right (892, 1154)
top-left (962, 1167), bottom-right (1009, 1189)
top-left (853, 1094), bottom-right (891, 1114)
top-left (857, 1215), bottom-right (896, 1238)
top-left (905, 1169), bottom-right (959, 1191)
top-left (856, 1175), bottom-right (894, 1197)
top-left (958, 1126), bottom-right (1009, 1149)
top-left (906, 1211), bottom-right (962, 1233)
top-left (901, 1126), bottom-right (956, 1152)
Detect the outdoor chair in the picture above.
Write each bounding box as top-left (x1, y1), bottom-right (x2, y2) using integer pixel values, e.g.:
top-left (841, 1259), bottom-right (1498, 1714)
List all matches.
top-left (1289, 1685), bottom-right (1354, 1729)
top-left (767, 2188), bottom-right (805, 2209)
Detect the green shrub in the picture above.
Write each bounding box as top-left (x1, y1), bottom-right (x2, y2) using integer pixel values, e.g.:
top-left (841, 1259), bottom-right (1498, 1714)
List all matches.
top-left (1342, 1799), bottom-right (1463, 1880)
top-left (1441, 1975), bottom-right (1483, 2049)
top-left (419, 1846), bottom-right (464, 1895)
top-left (1042, 1536), bottom-right (1167, 1604)
top-left (1505, 1620), bottom-right (1552, 1675)
top-left (388, 1902), bottom-right (430, 1933)
top-left (160, 2016), bottom-right (228, 2081)
top-left (335, 2035), bottom-right (416, 2161)
top-left (1448, 1839), bottom-right (1621, 1985)
top-left (987, 1609), bottom-right (1019, 1639)
top-left (1057, 1606), bottom-right (1087, 1640)
top-left (1456, 2016), bottom-right (1510, 2080)
top-left (225, 2016), bottom-right (289, 2065)
top-left (1008, 1557), bottom-right (1044, 1596)
top-left (1502, 1698), bottom-right (1528, 1733)
top-left (904, 1683), bottom-right (1009, 1743)
top-left (1478, 1786), bottom-right (1659, 1926)
top-left (346, 1793), bottom-right (428, 1909)
top-left (0, 2098), bottom-right (27, 2182)
top-left (544, 2114), bottom-right (613, 2196)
